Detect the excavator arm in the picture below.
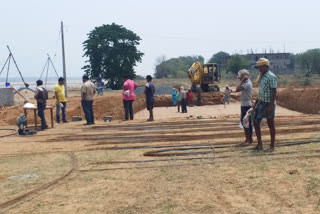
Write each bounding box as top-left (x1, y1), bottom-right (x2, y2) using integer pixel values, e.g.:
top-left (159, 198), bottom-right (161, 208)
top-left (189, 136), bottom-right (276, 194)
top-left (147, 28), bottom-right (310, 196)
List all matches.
top-left (187, 61), bottom-right (203, 85)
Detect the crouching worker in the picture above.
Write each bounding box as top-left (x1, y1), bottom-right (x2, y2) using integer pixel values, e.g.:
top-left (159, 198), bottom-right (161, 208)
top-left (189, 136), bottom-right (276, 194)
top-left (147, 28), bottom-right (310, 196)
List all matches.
top-left (144, 75), bottom-right (155, 121)
top-left (235, 69), bottom-right (253, 146)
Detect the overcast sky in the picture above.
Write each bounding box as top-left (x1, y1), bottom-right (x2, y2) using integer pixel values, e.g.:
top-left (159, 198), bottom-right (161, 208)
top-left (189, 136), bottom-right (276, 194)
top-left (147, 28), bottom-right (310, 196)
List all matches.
top-left (0, 0), bottom-right (319, 79)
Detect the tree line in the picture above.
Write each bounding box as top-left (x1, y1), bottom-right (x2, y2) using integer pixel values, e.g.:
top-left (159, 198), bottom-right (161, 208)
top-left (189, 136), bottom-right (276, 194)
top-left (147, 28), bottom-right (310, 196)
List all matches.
top-left (81, 23), bottom-right (320, 89)
top-left (154, 55), bottom-right (204, 78)
top-left (154, 50), bottom-right (320, 78)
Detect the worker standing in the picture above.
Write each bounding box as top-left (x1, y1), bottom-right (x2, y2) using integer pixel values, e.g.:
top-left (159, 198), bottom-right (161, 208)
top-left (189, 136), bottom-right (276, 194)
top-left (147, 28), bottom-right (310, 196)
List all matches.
top-left (177, 88), bottom-right (181, 112)
top-left (172, 88), bottom-right (177, 106)
top-left (34, 80), bottom-right (48, 130)
top-left (187, 89), bottom-right (193, 106)
top-left (253, 58), bottom-right (277, 152)
top-left (122, 75), bottom-right (137, 120)
top-left (180, 86), bottom-right (187, 113)
top-left (223, 86), bottom-right (231, 105)
top-left (235, 69), bottom-right (253, 146)
top-left (54, 77), bottom-right (68, 124)
top-left (144, 75), bottom-right (155, 121)
top-left (196, 86), bottom-right (201, 106)
top-left (81, 75), bottom-right (96, 125)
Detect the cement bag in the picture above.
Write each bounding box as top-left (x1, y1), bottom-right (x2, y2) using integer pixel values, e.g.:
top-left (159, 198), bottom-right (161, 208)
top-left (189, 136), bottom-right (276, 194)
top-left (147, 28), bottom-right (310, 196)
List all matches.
top-left (243, 108), bottom-right (253, 129)
top-left (124, 90), bottom-right (130, 97)
top-left (24, 103), bottom-right (35, 108)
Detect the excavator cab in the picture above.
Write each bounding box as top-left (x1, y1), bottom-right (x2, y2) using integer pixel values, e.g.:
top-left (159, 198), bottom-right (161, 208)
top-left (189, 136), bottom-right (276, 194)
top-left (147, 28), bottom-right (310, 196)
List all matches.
top-left (187, 61), bottom-right (220, 92)
top-left (202, 63), bottom-right (220, 83)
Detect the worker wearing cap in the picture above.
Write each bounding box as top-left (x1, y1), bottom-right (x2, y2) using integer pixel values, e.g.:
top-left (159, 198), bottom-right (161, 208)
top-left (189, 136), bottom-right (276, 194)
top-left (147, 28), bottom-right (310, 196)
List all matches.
top-left (253, 58), bottom-right (277, 152)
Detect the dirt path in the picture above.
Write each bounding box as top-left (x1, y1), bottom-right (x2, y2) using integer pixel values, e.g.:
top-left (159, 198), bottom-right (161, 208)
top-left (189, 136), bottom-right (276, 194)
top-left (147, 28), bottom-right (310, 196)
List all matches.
top-left (134, 103), bottom-right (303, 120)
top-left (1, 114), bottom-right (320, 213)
top-left (0, 86), bottom-right (320, 213)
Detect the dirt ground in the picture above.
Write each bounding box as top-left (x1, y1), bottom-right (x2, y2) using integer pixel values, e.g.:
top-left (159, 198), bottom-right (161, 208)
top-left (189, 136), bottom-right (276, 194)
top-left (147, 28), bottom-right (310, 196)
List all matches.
top-left (1, 86), bottom-right (320, 213)
top-left (1, 114), bottom-right (320, 213)
top-left (135, 103), bottom-right (302, 120)
top-left (0, 91), bottom-right (232, 126)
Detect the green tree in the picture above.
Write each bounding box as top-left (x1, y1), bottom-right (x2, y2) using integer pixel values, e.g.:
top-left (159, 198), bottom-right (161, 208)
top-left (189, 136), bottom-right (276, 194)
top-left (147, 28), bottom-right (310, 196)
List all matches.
top-left (207, 51), bottom-right (230, 65)
top-left (82, 23), bottom-right (144, 89)
top-left (226, 55), bottom-right (249, 74)
top-left (154, 55), bottom-right (204, 78)
top-left (296, 49), bottom-right (320, 77)
top-left (288, 53), bottom-right (296, 69)
top-left (154, 56), bottom-right (169, 78)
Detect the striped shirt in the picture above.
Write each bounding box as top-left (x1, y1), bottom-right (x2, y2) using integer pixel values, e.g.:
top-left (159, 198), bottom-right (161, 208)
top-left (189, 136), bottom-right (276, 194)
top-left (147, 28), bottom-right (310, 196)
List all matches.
top-left (258, 71), bottom-right (277, 103)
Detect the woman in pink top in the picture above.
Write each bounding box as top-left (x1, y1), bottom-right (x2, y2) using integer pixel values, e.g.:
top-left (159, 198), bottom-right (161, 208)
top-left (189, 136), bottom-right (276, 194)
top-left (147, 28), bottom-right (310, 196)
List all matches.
top-left (122, 75), bottom-right (138, 120)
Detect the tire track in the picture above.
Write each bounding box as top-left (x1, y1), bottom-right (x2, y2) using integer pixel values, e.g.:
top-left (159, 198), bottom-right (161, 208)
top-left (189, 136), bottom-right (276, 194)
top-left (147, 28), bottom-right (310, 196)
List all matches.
top-left (0, 152), bottom-right (78, 210)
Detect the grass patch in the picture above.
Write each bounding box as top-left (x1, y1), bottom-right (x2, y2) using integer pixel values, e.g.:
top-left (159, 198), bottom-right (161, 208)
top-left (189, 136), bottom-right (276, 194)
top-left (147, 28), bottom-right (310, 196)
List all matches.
top-left (306, 176), bottom-right (320, 196)
top-left (156, 198), bottom-right (178, 214)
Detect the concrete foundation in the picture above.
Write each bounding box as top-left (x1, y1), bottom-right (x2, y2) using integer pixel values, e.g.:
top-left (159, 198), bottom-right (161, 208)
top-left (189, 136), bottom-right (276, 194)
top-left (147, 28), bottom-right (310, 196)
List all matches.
top-left (0, 88), bottom-right (14, 106)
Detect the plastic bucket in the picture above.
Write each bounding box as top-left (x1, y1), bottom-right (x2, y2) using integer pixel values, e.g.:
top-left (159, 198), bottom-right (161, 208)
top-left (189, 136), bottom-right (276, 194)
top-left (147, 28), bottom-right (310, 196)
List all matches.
top-left (5, 82), bottom-right (10, 87)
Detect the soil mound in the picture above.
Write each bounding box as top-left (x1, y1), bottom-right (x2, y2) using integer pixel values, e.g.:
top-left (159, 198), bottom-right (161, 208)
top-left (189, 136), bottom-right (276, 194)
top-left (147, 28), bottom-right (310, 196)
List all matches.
top-left (0, 92), bottom-right (228, 126)
top-left (277, 86), bottom-right (320, 114)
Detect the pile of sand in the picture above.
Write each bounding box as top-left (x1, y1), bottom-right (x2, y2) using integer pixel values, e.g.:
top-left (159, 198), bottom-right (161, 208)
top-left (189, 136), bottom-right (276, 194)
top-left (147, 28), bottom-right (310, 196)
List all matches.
top-left (277, 86), bottom-right (320, 114)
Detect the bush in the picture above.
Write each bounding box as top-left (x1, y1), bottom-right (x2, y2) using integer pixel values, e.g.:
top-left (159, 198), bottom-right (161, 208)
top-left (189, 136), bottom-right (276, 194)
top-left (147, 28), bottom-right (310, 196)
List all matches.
top-left (280, 79), bottom-right (288, 86)
top-left (302, 78), bottom-right (312, 86)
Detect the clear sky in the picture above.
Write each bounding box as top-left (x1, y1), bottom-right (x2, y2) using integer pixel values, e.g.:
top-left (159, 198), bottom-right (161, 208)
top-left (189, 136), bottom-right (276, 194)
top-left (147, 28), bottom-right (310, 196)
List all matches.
top-left (0, 0), bottom-right (319, 79)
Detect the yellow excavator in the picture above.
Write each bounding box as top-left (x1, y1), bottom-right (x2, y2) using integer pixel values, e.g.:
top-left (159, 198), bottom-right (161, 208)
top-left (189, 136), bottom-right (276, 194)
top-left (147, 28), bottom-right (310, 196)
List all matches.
top-left (187, 61), bottom-right (221, 92)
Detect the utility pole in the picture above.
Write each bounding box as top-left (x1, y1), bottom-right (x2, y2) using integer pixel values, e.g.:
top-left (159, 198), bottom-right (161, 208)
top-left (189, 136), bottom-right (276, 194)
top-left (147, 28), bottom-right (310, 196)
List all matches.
top-left (61, 21), bottom-right (67, 97)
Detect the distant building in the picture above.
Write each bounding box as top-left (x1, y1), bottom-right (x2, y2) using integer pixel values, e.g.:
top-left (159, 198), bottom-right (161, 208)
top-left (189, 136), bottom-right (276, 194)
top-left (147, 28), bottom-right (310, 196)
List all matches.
top-left (245, 53), bottom-right (291, 73)
top-left (221, 52), bottom-right (292, 74)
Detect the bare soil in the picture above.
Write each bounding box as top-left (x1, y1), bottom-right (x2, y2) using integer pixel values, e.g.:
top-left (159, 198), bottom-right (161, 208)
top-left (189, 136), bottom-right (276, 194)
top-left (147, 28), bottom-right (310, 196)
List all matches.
top-left (0, 86), bottom-right (320, 213)
top-left (277, 86), bottom-right (320, 114)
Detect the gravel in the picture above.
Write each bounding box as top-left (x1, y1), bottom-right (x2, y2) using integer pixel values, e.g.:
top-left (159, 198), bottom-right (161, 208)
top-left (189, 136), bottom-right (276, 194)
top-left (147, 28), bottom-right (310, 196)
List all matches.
top-left (135, 85), bottom-right (174, 96)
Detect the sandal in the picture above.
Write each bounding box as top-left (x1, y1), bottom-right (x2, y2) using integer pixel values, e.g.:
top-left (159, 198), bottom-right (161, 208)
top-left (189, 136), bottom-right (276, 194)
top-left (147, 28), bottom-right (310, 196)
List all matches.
top-left (236, 141), bottom-right (252, 147)
top-left (264, 147), bottom-right (275, 153)
top-left (252, 145), bottom-right (263, 151)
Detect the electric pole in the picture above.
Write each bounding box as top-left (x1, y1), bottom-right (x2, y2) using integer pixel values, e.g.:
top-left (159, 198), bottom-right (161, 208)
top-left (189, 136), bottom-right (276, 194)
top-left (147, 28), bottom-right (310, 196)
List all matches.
top-left (61, 21), bottom-right (67, 97)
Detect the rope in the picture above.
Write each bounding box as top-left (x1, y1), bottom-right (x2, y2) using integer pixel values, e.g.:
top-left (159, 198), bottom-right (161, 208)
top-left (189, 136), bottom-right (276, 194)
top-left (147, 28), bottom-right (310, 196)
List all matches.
top-left (0, 55), bottom-right (10, 76)
top-left (5, 55), bottom-right (11, 84)
top-left (52, 30), bottom-right (61, 64)
top-left (39, 59), bottom-right (49, 80)
top-left (6, 46), bottom-right (29, 87)
top-left (48, 55), bottom-right (60, 78)
top-left (0, 129), bottom-right (17, 138)
top-left (45, 58), bottom-right (50, 88)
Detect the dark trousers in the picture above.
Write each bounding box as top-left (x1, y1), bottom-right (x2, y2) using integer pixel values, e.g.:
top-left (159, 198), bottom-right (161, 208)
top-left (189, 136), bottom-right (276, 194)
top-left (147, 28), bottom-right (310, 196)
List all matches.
top-left (56, 102), bottom-right (67, 123)
top-left (123, 100), bottom-right (134, 120)
top-left (37, 101), bottom-right (47, 129)
top-left (181, 98), bottom-right (187, 113)
top-left (82, 100), bottom-right (94, 124)
top-left (241, 106), bottom-right (253, 134)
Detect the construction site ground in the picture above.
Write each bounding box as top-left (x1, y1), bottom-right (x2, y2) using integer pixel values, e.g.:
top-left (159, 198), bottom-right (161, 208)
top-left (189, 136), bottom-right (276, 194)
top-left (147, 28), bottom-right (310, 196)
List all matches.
top-left (1, 86), bottom-right (320, 213)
